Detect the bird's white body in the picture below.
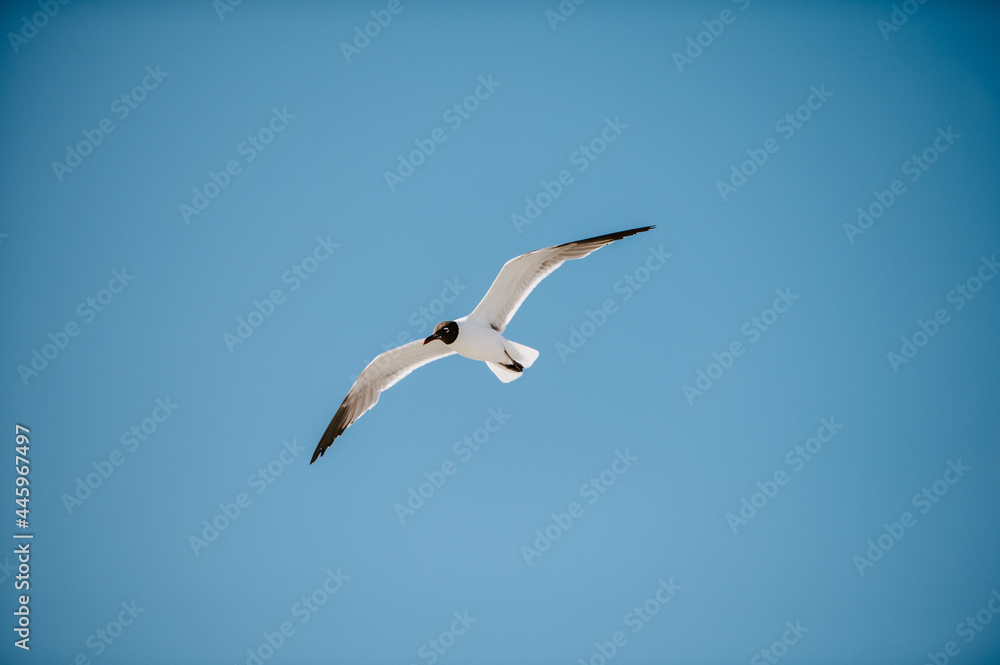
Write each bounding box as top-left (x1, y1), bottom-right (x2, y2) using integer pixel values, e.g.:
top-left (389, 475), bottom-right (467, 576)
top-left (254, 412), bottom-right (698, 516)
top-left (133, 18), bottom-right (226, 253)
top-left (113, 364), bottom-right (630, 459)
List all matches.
top-left (450, 315), bottom-right (540, 382)
top-left (450, 316), bottom-right (506, 363)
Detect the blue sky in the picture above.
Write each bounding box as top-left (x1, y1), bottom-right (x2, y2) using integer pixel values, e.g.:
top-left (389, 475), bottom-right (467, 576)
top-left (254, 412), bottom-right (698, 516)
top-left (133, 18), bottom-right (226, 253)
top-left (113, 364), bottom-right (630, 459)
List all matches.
top-left (2, 1), bottom-right (999, 663)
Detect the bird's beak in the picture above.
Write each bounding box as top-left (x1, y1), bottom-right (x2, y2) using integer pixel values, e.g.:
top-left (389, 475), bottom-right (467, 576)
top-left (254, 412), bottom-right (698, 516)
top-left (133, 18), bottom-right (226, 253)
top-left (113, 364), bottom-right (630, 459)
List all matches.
top-left (423, 333), bottom-right (441, 345)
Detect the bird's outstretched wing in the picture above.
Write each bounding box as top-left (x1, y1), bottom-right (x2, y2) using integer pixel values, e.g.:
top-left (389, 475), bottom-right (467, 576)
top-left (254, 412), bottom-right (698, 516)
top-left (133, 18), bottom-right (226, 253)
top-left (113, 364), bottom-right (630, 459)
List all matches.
top-left (311, 339), bottom-right (456, 463)
top-left (467, 226), bottom-right (654, 333)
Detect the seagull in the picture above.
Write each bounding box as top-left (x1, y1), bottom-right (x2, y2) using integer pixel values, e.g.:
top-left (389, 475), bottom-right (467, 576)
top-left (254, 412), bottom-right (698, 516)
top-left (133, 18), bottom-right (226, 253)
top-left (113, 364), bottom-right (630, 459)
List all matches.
top-left (310, 225), bottom-right (654, 464)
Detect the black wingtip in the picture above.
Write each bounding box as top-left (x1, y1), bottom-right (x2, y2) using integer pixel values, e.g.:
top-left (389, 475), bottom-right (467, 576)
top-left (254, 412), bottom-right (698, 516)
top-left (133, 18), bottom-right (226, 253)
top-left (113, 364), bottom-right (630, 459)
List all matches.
top-left (310, 431), bottom-right (336, 465)
top-left (310, 402), bottom-right (350, 465)
top-left (560, 225), bottom-right (655, 248)
top-left (310, 438), bottom-right (325, 464)
top-left (615, 225), bottom-right (655, 239)
top-left (310, 426), bottom-right (340, 464)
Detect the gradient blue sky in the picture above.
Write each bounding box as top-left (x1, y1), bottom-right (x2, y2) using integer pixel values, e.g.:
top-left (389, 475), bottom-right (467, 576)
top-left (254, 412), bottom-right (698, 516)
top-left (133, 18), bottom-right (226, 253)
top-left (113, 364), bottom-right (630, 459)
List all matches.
top-left (2, 1), bottom-right (999, 663)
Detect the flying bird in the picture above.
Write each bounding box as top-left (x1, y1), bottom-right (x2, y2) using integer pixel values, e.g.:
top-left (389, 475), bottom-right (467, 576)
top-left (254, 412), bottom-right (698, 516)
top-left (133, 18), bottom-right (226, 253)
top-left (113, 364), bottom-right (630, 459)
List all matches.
top-left (310, 225), bottom-right (654, 464)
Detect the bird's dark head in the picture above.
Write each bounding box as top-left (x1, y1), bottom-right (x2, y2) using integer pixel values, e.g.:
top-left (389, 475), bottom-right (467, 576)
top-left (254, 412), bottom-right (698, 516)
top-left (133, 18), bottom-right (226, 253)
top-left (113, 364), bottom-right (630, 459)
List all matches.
top-left (424, 321), bottom-right (458, 345)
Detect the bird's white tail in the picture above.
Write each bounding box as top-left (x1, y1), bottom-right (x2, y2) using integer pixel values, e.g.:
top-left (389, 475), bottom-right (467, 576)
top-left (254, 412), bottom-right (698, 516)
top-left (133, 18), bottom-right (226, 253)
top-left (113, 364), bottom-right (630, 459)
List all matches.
top-left (485, 339), bottom-right (540, 383)
top-left (505, 340), bottom-right (539, 368)
top-left (486, 362), bottom-right (522, 383)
